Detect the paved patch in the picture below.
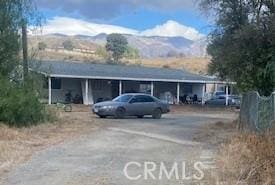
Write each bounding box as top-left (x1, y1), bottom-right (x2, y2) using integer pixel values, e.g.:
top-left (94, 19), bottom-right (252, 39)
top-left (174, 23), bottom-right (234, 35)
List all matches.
top-left (5, 112), bottom-right (236, 185)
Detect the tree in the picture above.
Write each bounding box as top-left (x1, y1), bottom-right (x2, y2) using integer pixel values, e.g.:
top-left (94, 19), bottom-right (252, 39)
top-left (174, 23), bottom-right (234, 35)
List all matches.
top-left (62, 40), bottom-right (74, 51)
top-left (95, 46), bottom-right (109, 59)
top-left (123, 46), bottom-right (140, 59)
top-left (0, 1), bottom-right (47, 126)
top-left (200, 0), bottom-right (275, 96)
top-left (38, 42), bottom-right (47, 51)
top-left (0, 0), bottom-right (40, 78)
top-left (105, 33), bottom-right (128, 62)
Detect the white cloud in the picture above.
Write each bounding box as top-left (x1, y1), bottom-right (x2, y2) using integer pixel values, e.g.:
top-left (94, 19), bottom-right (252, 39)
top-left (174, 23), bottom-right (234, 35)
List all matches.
top-left (37, 17), bottom-right (138, 36)
top-left (35, 17), bottom-right (204, 41)
top-left (141, 20), bottom-right (204, 40)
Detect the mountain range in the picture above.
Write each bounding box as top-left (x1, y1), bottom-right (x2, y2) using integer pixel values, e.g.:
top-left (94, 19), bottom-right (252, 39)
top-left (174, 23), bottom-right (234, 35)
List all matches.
top-left (30, 17), bottom-right (208, 58)
top-left (31, 33), bottom-right (207, 58)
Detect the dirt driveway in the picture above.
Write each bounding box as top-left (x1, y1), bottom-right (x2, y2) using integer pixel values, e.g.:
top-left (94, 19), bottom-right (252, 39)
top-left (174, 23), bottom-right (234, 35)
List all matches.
top-left (4, 109), bottom-right (237, 185)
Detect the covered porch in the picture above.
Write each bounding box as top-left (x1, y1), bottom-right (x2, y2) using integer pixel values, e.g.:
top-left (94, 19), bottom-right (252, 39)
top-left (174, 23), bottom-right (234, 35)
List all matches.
top-left (46, 77), bottom-right (232, 105)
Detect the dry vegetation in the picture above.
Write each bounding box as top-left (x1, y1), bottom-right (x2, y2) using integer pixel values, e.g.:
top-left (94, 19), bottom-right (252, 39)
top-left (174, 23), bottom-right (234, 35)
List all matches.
top-left (32, 48), bottom-right (210, 74)
top-left (34, 49), bottom-right (98, 62)
top-left (171, 104), bottom-right (238, 115)
top-left (29, 35), bottom-right (99, 51)
top-left (29, 34), bottom-right (210, 74)
top-left (0, 106), bottom-right (100, 182)
top-left (212, 134), bottom-right (275, 185)
top-left (197, 121), bottom-right (275, 185)
top-left (127, 57), bottom-right (210, 74)
top-left (193, 120), bottom-right (237, 147)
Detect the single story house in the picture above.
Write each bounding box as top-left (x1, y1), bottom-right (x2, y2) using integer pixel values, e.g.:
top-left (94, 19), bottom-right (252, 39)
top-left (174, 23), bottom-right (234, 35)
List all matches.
top-left (30, 60), bottom-right (233, 105)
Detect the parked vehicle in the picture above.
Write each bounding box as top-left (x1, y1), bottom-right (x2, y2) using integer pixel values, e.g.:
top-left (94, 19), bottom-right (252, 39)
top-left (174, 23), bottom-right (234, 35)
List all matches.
top-left (205, 95), bottom-right (241, 107)
top-left (92, 93), bottom-right (170, 119)
top-left (213, 91), bottom-right (226, 98)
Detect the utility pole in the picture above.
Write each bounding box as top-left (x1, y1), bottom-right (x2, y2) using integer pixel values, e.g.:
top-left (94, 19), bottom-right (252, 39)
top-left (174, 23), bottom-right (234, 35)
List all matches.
top-left (22, 21), bottom-right (28, 81)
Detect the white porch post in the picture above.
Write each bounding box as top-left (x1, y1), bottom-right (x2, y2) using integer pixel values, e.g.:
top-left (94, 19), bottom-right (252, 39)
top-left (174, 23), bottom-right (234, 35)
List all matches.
top-left (119, 80), bottom-right (122, 95)
top-left (226, 85), bottom-right (229, 106)
top-left (177, 82), bottom-right (180, 104)
top-left (85, 79), bottom-right (89, 105)
top-left (214, 83), bottom-right (218, 92)
top-left (90, 80), bottom-right (94, 105)
top-left (48, 77), bottom-right (51, 105)
top-left (201, 84), bottom-right (205, 105)
top-left (151, 81), bottom-right (154, 96)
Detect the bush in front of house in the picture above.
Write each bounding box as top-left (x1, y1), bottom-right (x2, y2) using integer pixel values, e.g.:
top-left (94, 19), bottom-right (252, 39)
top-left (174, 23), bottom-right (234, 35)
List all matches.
top-left (0, 78), bottom-right (49, 127)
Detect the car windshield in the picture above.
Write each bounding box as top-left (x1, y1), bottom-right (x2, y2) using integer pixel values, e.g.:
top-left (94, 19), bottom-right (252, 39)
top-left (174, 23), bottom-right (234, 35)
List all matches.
top-left (215, 91), bottom-right (225, 96)
top-left (112, 95), bottom-right (133, 102)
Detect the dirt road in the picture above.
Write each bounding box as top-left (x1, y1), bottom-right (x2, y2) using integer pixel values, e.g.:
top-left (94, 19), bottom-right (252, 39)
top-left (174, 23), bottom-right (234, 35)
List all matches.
top-left (4, 111), bottom-right (237, 185)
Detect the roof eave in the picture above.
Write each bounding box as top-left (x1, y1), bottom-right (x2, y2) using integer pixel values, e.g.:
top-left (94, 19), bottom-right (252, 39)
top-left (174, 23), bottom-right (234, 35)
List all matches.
top-left (47, 73), bottom-right (236, 84)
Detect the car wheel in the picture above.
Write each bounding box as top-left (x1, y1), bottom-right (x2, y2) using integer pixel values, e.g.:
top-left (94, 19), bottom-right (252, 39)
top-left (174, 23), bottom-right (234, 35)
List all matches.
top-left (99, 115), bottom-right (106, 118)
top-left (152, 108), bottom-right (162, 119)
top-left (115, 107), bottom-right (125, 119)
top-left (137, 115), bottom-right (144, 118)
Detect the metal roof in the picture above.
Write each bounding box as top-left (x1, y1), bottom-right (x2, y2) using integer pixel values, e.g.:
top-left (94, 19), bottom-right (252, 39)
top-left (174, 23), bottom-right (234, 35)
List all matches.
top-left (30, 60), bottom-right (224, 83)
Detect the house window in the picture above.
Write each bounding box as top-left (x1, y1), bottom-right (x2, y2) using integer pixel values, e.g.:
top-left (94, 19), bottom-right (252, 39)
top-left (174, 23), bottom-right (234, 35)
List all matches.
top-left (51, 78), bottom-right (61, 89)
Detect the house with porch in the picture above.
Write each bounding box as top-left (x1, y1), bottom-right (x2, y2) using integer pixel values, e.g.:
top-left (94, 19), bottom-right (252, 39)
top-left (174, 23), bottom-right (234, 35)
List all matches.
top-left (30, 60), bottom-right (232, 105)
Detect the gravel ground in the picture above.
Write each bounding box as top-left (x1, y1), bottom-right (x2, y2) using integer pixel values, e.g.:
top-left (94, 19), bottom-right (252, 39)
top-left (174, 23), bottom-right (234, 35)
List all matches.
top-left (4, 111), bottom-right (237, 185)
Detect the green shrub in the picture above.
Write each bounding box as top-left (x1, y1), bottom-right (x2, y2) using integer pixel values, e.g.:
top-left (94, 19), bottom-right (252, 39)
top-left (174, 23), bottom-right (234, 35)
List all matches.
top-left (0, 79), bottom-right (48, 127)
top-left (38, 42), bottom-right (47, 51)
top-left (62, 40), bottom-right (74, 51)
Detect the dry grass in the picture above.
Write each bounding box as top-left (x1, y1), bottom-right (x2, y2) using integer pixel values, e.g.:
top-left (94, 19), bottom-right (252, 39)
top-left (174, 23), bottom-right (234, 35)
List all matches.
top-left (34, 50), bottom-right (99, 62)
top-left (193, 120), bottom-right (238, 147)
top-left (128, 57), bottom-right (210, 74)
top-left (29, 35), bottom-right (99, 51)
top-left (194, 121), bottom-right (275, 184)
top-left (33, 48), bottom-right (210, 74)
top-left (0, 106), bottom-right (100, 182)
top-left (171, 105), bottom-right (238, 114)
top-left (210, 134), bottom-right (275, 185)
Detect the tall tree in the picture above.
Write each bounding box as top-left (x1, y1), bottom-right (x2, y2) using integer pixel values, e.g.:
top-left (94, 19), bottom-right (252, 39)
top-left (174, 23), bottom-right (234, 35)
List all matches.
top-left (0, 0), bottom-right (40, 79)
top-left (22, 20), bottom-right (28, 79)
top-left (106, 33), bottom-right (128, 62)
top-left (0, 1), bottom-right (47, 126)
top-left (200, 0), bottom-right (275, 96)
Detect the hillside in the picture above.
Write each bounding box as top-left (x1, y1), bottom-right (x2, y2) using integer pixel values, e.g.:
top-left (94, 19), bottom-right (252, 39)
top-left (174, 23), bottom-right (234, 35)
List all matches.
top-left (80, 33), bottom-right (207, 58)
top-left (29, 34), bottom-right (210, 74)
top-left (30, 33), bottom-right (207, 57)
top-left (29, 34), bottom-right (100, 51)
top-left (130, 57), bottom-right (210, 74)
